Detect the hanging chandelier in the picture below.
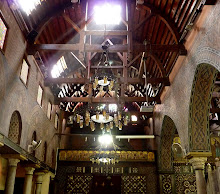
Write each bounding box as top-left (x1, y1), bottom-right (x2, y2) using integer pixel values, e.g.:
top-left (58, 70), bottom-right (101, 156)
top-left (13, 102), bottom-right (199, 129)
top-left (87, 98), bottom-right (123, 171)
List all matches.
top-left (73, 44), bottom-right (129, 132)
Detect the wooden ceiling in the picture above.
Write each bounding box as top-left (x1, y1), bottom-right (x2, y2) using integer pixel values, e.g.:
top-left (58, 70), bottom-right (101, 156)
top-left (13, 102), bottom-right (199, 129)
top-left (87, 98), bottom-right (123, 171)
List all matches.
top-left (9, 0), bottom-right (210, 112)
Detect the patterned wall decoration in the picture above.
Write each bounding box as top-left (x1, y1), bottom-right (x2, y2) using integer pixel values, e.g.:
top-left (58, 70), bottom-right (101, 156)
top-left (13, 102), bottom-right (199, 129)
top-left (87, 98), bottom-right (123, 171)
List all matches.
top-left (8, 111), bottom-right (22, 144)
top-left (159, 115), bottom-right (177, 171)
top-left (188, 63), bottom-right (218, 152)
top-left (160, 174), bottom-right (173, 194)
top-left (59, 150), bottom-right (155, 162)
top-left (175, 174), bottom-right (196, 194)
top-left (66, 175), bottom-right (92, 194)
top-left (121, 175), bottom-right (147, 194)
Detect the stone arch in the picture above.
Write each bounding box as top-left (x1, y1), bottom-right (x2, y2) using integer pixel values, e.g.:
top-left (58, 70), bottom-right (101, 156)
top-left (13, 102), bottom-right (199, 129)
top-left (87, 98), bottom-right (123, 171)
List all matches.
top-left (158, 115), bottom-right (177, 172)
top-left (8, 111), bottom-right (22, 144)
top-left (188, 63), bottom-right (218, 152)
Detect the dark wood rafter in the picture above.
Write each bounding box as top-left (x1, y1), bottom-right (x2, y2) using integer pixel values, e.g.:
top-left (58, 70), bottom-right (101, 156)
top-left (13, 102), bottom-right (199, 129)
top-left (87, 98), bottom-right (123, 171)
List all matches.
top-left (44, 77), bottom-right (170, 86)
top-left (27, 43), bottom-right (187, 54)
top-left (137, 3), bottom-right (180, 43)
top-left (55, 96), bottom-right (161, 105)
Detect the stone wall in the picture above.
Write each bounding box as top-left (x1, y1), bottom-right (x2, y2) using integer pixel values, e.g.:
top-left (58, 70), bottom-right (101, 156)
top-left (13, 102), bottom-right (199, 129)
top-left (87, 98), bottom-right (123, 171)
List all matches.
top-left (154, 2), bottom-right (220, 152)
top-left (0, 0), bottom-right (60, 167)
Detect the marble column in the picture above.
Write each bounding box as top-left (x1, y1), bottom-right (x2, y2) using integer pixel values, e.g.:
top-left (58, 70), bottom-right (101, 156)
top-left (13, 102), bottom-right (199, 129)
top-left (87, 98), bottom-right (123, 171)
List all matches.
top-left (215, 159), bottom-right (220, 193)
top-left (41, 172), bottom-right (55, 194)
top-left (23, 167), bottom-right (35, 194)
top-left (5, 158), bottom-right (20, 194)
top-left (207, 163), bottom-right (215, 194)
top-left (35, 171), bottom-right (45, 194)
top-left (189, 157), bottom-right (207, 194)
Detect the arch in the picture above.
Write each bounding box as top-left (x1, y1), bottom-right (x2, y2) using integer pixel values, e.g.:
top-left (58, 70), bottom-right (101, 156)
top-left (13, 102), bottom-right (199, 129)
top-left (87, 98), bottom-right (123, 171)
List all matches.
top-left (158, 115), bottom-right (177, 172)
top-left (43, 142), bottom-right (47, 162)
top-left (8, 111), bottom-right (22, 144)
top-left (188, 63), bottom-right (218, 152)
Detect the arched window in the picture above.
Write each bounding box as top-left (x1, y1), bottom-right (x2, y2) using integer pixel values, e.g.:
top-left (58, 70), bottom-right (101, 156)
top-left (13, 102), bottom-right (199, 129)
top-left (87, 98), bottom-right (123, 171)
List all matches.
top-left (8, 111), bottom-right (22, 144)
top-left (52, 149), bottom-right (56, 169)
top-left (43, 142), bottom-right (47, 162)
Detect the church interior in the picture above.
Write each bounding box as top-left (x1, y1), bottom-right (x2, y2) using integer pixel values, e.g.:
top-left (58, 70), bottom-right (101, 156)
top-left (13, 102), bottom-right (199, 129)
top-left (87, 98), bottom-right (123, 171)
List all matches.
top-left (0, 0), bottom-right (220, 193)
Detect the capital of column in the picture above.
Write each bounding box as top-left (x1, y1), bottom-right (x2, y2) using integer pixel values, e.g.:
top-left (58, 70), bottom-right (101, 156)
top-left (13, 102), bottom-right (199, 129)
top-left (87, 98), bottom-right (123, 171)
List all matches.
top-left (215, 158), bottom-right (220, 167)
top-left (8, 158), bottom-right (20, 167)
top-left (35, 171), bottom-right (45, 184)
top-left (189, 157), bottom-right (207, 170)
top-left (24, 167), bottom-right (35, 175)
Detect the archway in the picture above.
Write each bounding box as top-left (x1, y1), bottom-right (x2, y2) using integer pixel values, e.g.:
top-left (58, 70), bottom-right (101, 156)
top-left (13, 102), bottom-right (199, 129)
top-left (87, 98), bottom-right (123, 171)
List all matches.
top-left (8, 111), bottom-right (22, 144)
top-left (188, 63), bottom-right (218, 153)
top-left (159, 115), bottom-right (197, 194)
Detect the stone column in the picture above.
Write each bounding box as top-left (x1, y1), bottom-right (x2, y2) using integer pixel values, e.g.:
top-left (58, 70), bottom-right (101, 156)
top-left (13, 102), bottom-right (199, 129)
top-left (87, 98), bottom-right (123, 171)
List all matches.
top-left (35, 171), bottom-right (45, 194)
top-left (5, 158), bottom-right (20, 194)
top-left (215, 159), bottom-right (220, 193)
top-left (207, 163), bottom-right (215, 194)
top-left (23, 167), bottom-right (35, 194)
top-left (189, 157), bottom-right (207, 194)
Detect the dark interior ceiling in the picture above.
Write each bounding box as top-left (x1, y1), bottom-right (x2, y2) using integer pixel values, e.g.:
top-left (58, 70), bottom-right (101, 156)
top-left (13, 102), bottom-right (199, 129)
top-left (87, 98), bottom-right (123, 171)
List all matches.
top-left (7, 0), bottom-right (213, 147)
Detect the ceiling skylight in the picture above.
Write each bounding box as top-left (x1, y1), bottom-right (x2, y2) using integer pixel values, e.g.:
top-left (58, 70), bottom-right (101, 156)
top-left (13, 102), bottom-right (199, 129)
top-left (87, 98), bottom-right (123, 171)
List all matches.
top-left (18, 0), bottom-right (42, 15)
top-left (51, 56), bottom-right (67, 78)
top-left (94, 3), bottom-right (121, 25)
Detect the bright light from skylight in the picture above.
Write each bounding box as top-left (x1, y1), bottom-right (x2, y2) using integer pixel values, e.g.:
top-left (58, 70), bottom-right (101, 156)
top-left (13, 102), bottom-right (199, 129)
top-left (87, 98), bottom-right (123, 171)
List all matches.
top-left (94, 4), bottom-right (121, 25)
top-left (18, 0), bottom-right (42, 15)
top-left (51, 56), bottom-right (67, 78)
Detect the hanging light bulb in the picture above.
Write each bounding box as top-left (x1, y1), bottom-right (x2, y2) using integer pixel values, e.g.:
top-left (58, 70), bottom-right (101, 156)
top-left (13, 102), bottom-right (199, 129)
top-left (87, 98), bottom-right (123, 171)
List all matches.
top-left (85, 117), bottom-right (90, 126)
top-left (90, 121), bottom-right (95, 131)
top-left (104, 76), bottom-right (108, 84)
top-left (76, 114), bottom-right (80, 123)
top-left (93, 82), bottom-right (97, 90)
top-left (110, 121), bottom-right (114, 129)
top-left (118, 111), bottom-right (122, 120)
top-left (103, 109), bottom-right (106, 117)
top-left (108, 84), bottom-right (112, 91)
top-left (119, 121), bottom-right (122, 130)
top-left (95, 77), bottom-right (98, 85)
top-left (106, 124), bottom-right (110, 132)
top-left (99, 85), bottom-right (103, 92)
top-left (100, 122), bottom-right (104, 130)
top-left (80, 120), bottom-right (83, 128)
top-left (110, 80), bottom-right (114, 87)
top-left (96, 112), bottom-right (99, 120)
top-left (106, 113), bottom-right (109, 120)
top-left (124, 117), bottom-right (128, 126)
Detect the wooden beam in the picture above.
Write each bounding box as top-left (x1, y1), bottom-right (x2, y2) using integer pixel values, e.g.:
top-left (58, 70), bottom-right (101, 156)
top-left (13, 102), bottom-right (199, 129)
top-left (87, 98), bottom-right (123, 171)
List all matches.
top-left (137, 3), bottom-right (180, 43)
top-left (27, 44), bottom-right (187, 55)
top-left (85, 30), bottom-right (128, 36)
top-left (128, 53), bottom-right (142, 67)
top-left (90, 66), bottom-right (124, 69)
top-left (149, 53), bottom-right (167, 77)
top-left (210, 108), bottom-right (220, 113)
top-left (138, 52), bottom-right (146, 78)
top-left (45, 77), bottom-right (170, 86)
top-left (63, 14), bottom-right (81, 33)
top-left (55, 96), bottom-right (161, 104)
